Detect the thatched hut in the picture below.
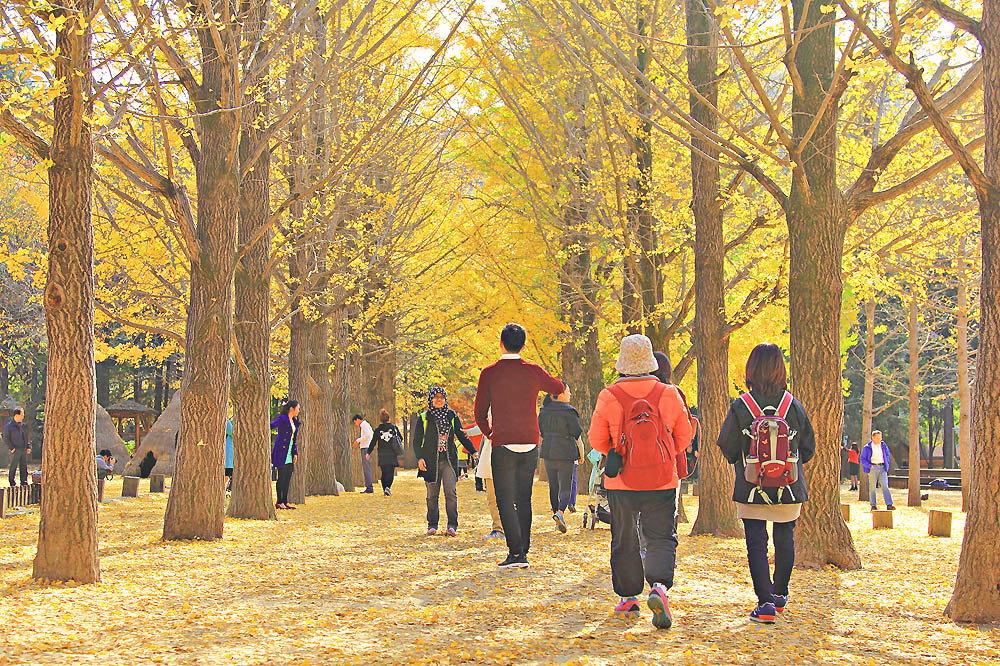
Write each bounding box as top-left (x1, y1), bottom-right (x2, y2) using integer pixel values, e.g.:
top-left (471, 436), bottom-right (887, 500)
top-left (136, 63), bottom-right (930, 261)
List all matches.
top-left (96, 404), bottom-right (131, 474)
top-left (124, 391), bottom-right (180, 476)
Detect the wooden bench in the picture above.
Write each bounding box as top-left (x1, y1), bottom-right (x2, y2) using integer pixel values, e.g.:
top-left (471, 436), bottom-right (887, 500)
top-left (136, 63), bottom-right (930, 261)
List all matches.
top-left (888, 475), bottom-right (962, 490)
top-left (0, 483), bottom-right (42, 518)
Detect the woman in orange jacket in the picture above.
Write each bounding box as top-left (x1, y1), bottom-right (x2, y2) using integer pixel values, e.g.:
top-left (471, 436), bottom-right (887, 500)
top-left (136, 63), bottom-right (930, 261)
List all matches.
top-left (588, 334), bottom-right (693, 630)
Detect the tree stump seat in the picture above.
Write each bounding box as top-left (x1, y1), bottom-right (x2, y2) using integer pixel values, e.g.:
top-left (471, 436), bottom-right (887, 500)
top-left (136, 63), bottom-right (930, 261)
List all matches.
top-left (872, 510), bottom-right (893, 529)
top-left (121, 476), bottom-right (140, 498)
top-left (928, 509), bottom-right (952, 537)
top-left (841, 503), bottom-right (851, 522)
top-left (149, 474), bottom-right (165, 493)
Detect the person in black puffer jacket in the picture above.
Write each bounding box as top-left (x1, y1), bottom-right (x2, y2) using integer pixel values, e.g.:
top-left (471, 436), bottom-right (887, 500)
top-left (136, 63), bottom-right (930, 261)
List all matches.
top-left (716, 343), bottom-right (816, 625)
top-left (538, 383), bottom-right (583, 534)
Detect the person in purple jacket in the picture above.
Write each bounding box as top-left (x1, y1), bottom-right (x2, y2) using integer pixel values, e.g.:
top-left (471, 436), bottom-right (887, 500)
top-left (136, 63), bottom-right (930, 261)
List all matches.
top-left (270, 400), bottom-right (300, 510)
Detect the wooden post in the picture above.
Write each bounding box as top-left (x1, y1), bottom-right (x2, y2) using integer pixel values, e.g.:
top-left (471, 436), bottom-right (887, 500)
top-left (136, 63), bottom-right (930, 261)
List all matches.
top-left (928, 509), bottom-right (952, 537)
top-left (149, 474), bottom-right (165, 493)
top-left (691, 482), bottom-right (699, 496)
top-left (97, 476), bottom-right (105, 503)
top-left (121, 476), bottom-right (140, 498)
top-left (872, 510), bottom-right (893, 529)
top-left (0, 488), bottom-right (6, 518)
top-left (841, 503), bottom-right (851, 522)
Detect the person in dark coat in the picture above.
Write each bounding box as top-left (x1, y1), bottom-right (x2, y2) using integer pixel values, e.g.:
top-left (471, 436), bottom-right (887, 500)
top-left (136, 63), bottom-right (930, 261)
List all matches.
top-left (414, 387), bottom-right (476, 536)
top-left (369, 409), bottom-right (404, 496)
top-left (4, 408), bottom-right (30, 487)
top-left (538, 384), bottom-right (583, 533)
top-left (270, 400), bottom-right (300, 510)
top-left (716, 343), bottom-right (816, 624)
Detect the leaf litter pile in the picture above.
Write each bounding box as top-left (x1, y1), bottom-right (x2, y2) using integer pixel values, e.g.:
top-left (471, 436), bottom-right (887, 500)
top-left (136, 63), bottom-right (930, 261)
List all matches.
top-left (1, 473), bottom-right (996, 665)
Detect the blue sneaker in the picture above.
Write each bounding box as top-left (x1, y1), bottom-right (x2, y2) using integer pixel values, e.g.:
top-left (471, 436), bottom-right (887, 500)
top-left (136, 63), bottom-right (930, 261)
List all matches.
top-left (750, 602), bottom-right (777, 624)
top-left (773, 594), bottom-right (788, 614)
top-left (614, 597), bottom-right (641, 620)
top-left (553, 512), bottom-right (567, 533)
top-left (647, 584), bottom-right (672, 629)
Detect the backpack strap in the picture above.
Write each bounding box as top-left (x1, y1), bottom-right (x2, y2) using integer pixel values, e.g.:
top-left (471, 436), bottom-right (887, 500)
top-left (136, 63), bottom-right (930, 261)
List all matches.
top-left (776, 391), bottom-right (794, 419)
top-left (739, 392), bottom-right (763, 419)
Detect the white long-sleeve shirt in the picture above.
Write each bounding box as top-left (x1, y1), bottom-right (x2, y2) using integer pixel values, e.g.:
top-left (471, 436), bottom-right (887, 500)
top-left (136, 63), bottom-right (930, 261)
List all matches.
top-left (358, 420), bottom-right (373, 450)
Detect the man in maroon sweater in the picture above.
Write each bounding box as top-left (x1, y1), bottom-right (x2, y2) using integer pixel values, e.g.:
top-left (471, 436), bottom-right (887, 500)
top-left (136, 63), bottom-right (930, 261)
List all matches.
top-left (475, 323), bottom-right (564, 569)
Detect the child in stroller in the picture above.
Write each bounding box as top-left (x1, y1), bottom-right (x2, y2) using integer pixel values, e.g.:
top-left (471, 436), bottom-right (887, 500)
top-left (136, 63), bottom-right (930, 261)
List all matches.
top-left (583, 448), bottom-right (611, 529)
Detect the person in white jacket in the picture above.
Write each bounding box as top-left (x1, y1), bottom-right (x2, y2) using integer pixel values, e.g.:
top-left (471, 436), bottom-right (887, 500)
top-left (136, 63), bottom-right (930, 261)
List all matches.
top-left (472, 418), bottom-right (504, 541)
top-left (353, 414), bottom-right (375, 493)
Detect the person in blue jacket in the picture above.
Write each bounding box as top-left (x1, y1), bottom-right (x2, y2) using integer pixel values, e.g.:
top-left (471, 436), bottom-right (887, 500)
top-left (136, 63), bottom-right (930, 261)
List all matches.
top-left (860, 430), bottom-right (895, 511)
top-left (270, 400), bottom-right (300, 510)
top-left (224, 417), bottom-right (234, 492)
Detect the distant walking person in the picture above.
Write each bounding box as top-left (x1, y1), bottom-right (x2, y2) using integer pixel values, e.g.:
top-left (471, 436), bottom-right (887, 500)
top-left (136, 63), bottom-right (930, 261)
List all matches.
top-left (589, 335), bottom-right (693, 629)
top-left (474, 323), bottom-right (564, 569)
top-left (270, 401), bottom-right (300, 510)
top-left (717, 343), bottom-right (816, 624)
top-left (538, 387), bottom-right (583, 534)
top-left (414, 388), bottom-right (476, 536)
top-left (370, 409), bottom-right (404, 496)
top-left (861, 430), bottom-right (895, 511)
top-left (224, 417), bottom-right (234, 492)
top-left (847, 442), bottom-right (860, 491)
top-left (353, 414), bottom-right (375, 494)
top-left (4, 407), bottom-right (29, 487)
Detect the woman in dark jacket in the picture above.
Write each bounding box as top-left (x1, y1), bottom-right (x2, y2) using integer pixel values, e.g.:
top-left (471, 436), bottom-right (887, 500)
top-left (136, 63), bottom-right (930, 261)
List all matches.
top-left (369, 408), bottom-right (404, 496)
top-left (270, 400), bottom-right (300, 510)
top-left (413, 387), bottom-right (476, 536)
top-left (716, 343), bottom-right (816, 624)
top-left (538, 383), bottom-right (582, 533)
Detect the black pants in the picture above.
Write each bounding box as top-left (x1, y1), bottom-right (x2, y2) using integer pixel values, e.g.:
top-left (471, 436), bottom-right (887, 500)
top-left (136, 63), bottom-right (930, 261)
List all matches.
top-left (545, 458), bottom-right (575, 513)
top-left (380, 464), bottom-right (396, 490)
top-left (275, 463), bottom-right (294, 504)
top-left (8, 449), bottom-right (28, 486)
top-left (491, 446), bottom-right (539, 556)
top-left (743, 518), bottom-right (796, 605)
top-left (609, 489), bottom-right (678, 598)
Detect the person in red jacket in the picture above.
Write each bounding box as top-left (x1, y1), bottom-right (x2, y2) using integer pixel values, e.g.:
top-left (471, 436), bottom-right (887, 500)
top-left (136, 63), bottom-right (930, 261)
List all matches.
top-left (474, 323), bottom-right (564, 569)
top-left (589, 334), bottom-right (693, 630)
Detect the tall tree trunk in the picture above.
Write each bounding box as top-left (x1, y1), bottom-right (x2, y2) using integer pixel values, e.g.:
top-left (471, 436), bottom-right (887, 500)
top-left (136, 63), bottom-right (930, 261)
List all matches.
top-left (859, 300), bottom-right (876, 502)
top-left (33, 0), bottom-right (100, 582)
top-left (787, 0), bottom-right (860, 569)
top-left (943, 396), bottom-right (954, 468)
top-left (162, 17), bottom-right (240, 541)
top-left (908, 296), bottom-right (921, 507)
top-left (96, 359), bottom-right (111, 407)
top-left (307, 320), bottom-right (339, 495)
top-left (153, 361), bottom-right (164, 414)
top-left (229, 0), bottom-right (276, 521)
top-left (947, 0), bottom-right (1000, 620)
top-left (623, 1), bottom-right (657, 336)
top-left (956, 238), bottom-right (972, 511)
top-left (330, 305), bottom-right (353, 491)
top-left (0, 357), bottom-right (8, 397)
top-left (687, 0), bottom-right (740, 538)
top-left (287, 315), bottom-right (311, 506)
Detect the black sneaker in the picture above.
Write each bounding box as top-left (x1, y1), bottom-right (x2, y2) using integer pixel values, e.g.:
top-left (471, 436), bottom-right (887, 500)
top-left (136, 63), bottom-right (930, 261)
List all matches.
top-left (498, 553), bottom-right (529, 569)
top-left (887, 505), bottom-right (896, 510)
top-left (383, 488), bottom-right (391, 496)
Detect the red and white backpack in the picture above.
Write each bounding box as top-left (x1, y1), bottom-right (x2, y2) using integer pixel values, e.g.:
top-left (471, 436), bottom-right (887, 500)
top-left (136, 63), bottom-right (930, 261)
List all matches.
top-left (740, 391), bottom-right (800, 503)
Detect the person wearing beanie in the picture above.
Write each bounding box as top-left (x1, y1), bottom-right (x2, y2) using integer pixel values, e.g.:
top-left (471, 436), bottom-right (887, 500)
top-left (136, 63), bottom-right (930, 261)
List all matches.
top-left (474, 323), bottom-right (564, 569)
top-left (588, 335), bottom-right (693, 630)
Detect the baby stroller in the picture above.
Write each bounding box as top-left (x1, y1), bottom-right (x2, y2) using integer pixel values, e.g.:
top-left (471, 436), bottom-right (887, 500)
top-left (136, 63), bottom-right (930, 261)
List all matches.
top-left (583, 449), bottom-right (611, 530)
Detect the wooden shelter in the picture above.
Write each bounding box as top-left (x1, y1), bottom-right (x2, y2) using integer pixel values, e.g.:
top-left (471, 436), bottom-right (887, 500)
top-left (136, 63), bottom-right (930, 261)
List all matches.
top-left (105, 399), bottom-right (156, 452)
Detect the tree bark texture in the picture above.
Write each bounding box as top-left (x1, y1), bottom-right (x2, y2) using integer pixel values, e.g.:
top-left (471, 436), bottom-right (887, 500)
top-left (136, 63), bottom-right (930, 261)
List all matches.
top-left (787, 0), bottom-right (860, 569)
top-left (908, 296), bottom-right (921, 507)
top-left (947, 0), bottom-right (1000, 620)
top-left (229, 0), bottom-right (276, 521)
top-left (162, 15), bottom-right (240, 541)
top-left (306, 319), bottom-right (339, 495)
top-left (687, 0), bottom-right (740, 538)
top-left (859, 300), bottom-right (875, 502)
top-left (33, 0), bottom-right (101, 583)
top-left (956, 239), bottom-right (972, 512)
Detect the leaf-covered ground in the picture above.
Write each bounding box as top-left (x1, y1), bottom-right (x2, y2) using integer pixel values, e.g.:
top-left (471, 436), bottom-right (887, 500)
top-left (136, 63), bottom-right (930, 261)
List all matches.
top-left (0, 473), bottom-right (995, 665)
